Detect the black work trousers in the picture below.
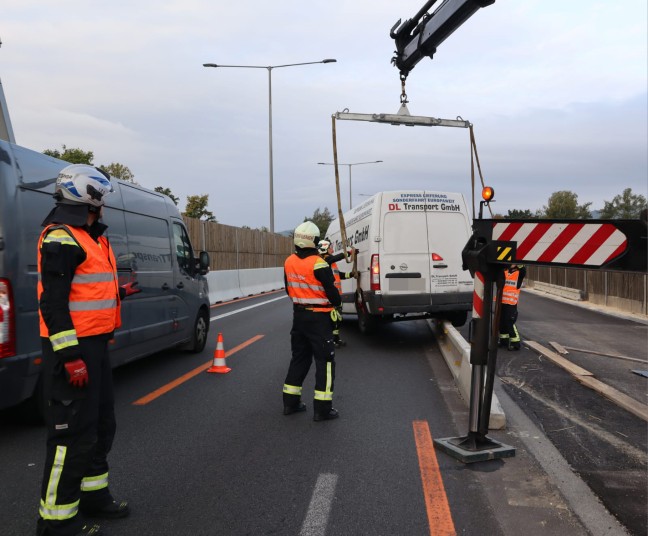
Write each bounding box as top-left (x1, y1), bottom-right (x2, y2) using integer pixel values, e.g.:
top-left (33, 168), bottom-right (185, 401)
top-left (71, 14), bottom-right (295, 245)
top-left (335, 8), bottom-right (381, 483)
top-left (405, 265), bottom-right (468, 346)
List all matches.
top-left (38, 334), bottom-right (116, 536)
top-left (498, 303), bottom-right (520, 343)
top-left (284, 310), bottom-right (335, 414)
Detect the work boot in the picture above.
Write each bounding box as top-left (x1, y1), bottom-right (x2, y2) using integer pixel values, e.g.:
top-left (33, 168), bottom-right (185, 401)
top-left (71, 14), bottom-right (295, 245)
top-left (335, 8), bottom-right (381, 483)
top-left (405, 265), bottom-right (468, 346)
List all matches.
top-left (508, 342), bottom-right (521, 351)
top-left (80, 499), bottom-right (130, 519)
top-left (283, 401), bottom-right (307, 415)
top-left (333, 338), bottom-right (346, 348)
top-left (314, 408), bottom-right (339, 422)
top-left (498, 338), bottom-right (508, 348)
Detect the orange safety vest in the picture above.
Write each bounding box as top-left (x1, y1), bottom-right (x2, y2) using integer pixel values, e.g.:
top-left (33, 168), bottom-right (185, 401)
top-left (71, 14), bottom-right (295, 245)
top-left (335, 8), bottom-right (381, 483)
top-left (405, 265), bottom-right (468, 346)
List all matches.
top-left (284, 254), bottom-right (334, 313)
top-left (38, 224), bottom-right (121, 337)
top-left (330, 262), bottom-right (342, 294)
top-left (501, 270), bottom-right (521, 306)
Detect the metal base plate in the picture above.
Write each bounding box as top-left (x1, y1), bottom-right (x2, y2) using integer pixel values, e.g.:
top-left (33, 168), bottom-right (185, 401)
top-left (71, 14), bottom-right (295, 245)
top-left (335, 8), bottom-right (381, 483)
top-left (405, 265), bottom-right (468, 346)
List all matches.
top-left (434, 436), bottom-right (516, 463)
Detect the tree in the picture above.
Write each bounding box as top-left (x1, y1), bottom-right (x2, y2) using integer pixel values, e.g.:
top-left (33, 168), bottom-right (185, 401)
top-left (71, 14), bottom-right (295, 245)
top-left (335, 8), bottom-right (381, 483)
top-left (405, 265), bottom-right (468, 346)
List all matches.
top-left (599, 188), bottom-right (647, 219)
top-left (43, 145), bottom-right (94, 165)
top-left (184, 194), bottom-right (216, 222)
top-left (154, 186), bottom-right (179, 205)
top-left (100, 162), bottom-right (135, 183)
top-left (540, 191), bottom-right (592, 219)
top-left (304, 207), bottom-right (334, 236)
top-left (506, 209), bottom-right (535, 219)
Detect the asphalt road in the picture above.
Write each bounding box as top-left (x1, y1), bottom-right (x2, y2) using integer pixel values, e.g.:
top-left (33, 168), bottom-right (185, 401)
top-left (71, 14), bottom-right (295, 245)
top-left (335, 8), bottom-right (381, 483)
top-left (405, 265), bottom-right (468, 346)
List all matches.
top-left (0, 290), bottom-right (646, 536)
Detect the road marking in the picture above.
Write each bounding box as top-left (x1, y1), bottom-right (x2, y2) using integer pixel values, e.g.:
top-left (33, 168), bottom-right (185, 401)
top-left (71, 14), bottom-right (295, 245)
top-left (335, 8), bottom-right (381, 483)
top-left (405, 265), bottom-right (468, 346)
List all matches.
top-left (210, 289), bottom-right (283, 309)
top-left (300, 473), bottom-right (338, 536)
top-left (412, 420), bottom-right (456, 536)
top-left (210, 295), bottom-right (287, 321)
top-left (132, 334), bottom-right (264, 405)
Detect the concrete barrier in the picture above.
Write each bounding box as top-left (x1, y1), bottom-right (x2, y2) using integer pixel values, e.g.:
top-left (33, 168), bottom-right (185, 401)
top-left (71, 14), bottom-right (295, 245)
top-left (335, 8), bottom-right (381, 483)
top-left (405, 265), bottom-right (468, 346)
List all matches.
top-left (206, 267), bottom-right (284, 304)
top-left (429, 320), bottom-right (506, 430)
top-left (529, 281), bottom-right (583, 301)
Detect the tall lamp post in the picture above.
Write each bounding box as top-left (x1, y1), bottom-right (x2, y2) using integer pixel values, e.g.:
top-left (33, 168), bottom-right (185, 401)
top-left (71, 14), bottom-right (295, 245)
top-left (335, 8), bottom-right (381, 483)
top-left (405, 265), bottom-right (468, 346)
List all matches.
top-left (318, 160), bottom-right (383, 210)
top-left (203, 59), bottom-right (337, 233)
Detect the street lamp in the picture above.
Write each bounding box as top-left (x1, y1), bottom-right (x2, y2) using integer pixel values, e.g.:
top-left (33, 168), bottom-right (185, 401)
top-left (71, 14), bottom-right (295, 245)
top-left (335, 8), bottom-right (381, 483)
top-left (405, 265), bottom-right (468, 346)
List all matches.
top-left (203, 59), bottom-right (337, 233)
top-left (317, 160), bottom-right (383, 210)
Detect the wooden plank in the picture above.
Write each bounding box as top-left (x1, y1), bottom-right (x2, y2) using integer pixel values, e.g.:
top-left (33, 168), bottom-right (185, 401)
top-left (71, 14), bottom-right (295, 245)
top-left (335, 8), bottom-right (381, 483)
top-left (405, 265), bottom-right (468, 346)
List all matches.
top-left (525, 341), bottom-right (593, 377)
top-left (576, 376), bottom-right (648, 422)
top-left (525, 341), bottom-right (648, 422)
top-left (549, 341), bottom-right (569, 355)
top-left (563, 346), bottom-right (648, 365)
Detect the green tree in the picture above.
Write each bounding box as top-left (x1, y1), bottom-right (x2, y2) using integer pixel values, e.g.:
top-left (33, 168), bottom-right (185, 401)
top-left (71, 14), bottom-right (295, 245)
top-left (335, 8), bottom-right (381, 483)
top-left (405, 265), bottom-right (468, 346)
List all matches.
top-left (43, 145), bottom-right (94, 164)
top-left (100, 162), bottom-right (135, 183)
top-left (154, 186), bottom-right (180, 205)
top-left (599, 188), bottom-right (647, 219)
top-left (506, 209), bottom-right (535, 219)
top-left (184, 194), bottom-right (216, 222)
top-left (540, 191), bottom-right (592, 219)
top-left (304, 207), bottom-right (334, 236)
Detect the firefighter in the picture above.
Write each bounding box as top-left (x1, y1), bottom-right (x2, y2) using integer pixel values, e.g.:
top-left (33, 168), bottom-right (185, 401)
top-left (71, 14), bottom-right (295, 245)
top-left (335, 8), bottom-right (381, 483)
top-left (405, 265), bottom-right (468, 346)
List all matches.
top-left (283, 222), bottom-right (341, 421)
top-left (498, 264), bottom-right (526, 351)
top-left (317, 239), bottom-right (356, 347)
top-left (37, 165), bottom-right (138, 536)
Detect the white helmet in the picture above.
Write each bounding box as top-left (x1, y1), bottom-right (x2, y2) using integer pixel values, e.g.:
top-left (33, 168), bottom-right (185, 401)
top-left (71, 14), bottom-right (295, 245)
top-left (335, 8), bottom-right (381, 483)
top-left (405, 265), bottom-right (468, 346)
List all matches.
top-left (55, 164), bottom-right (114, 207)
top-left (294, 221), bottom-right (320, 249)
top-left (317, 240), bottom-right (331, 254)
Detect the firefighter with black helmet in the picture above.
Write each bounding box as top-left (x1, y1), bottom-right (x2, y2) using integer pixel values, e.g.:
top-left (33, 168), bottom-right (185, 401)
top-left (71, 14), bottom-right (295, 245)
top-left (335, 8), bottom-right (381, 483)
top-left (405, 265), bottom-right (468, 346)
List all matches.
top-left (37, 164), bottom-right (138, 536)
top-left (283, 221), bottom-right (341, 421)
top-left (498, 264), bottom-right (526, 351)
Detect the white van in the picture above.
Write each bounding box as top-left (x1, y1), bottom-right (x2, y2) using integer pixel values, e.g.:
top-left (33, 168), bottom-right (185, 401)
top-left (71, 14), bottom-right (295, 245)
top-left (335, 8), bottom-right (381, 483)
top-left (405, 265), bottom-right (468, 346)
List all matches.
top-left (325, 190), bottom-right (474, 333)
top-left (0, 139), bottom-right (211, 413)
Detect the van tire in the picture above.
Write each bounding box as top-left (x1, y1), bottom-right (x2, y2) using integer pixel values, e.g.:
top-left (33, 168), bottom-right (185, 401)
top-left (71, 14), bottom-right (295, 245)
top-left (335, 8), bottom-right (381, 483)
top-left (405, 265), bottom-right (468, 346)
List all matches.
top-left (355, 290), bottom-right (376, 335)
top-left (185, 309), bottom-right (209, 353)
top-left (448, 311), bottom-right (468, 327)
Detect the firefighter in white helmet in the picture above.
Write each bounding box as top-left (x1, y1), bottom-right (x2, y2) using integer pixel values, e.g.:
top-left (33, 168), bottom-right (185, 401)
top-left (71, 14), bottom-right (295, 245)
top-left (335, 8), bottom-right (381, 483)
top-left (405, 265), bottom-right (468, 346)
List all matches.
top-left (37, 164), bottom-right (138, 536)
top-left (317, 239), bottom-right (357, 347)
top-left (283, 221), bottom-right (341, 421)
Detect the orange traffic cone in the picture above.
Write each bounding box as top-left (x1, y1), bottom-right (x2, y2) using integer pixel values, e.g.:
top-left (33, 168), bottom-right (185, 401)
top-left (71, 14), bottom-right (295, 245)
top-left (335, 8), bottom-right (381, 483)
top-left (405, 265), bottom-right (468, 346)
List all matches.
top-left (206, 333), bottom-right (231, 374)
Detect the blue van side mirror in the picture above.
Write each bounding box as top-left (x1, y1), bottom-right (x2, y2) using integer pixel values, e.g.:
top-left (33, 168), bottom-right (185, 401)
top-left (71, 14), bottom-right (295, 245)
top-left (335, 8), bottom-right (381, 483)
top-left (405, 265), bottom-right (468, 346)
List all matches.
top-left (198, 251), bottom-right (210, 275)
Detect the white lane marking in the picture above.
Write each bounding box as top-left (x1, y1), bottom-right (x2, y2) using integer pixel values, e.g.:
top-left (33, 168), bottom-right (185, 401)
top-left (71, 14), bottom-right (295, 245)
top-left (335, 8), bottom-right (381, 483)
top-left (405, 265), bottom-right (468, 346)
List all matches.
top-left (210, 295), bottom-right (287, 322)
top-left (300, 473), bottom-right (338, 536)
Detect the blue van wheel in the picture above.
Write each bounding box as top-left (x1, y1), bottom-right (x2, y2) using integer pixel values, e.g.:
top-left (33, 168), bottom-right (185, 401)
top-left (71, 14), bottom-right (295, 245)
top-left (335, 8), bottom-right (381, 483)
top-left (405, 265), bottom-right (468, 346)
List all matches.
top-left (186, 310), bottom-right (209, 353)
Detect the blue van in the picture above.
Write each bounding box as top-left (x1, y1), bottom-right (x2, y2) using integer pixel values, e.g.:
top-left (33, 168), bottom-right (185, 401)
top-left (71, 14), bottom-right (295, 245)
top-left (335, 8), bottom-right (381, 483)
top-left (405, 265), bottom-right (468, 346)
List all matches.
top-left (0, 139), bottom-right (211, 412)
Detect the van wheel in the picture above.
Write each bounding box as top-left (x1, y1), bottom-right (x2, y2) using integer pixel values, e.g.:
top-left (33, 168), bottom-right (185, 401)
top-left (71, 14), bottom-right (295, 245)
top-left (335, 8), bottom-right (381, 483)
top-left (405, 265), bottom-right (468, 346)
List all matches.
top-left (355, 290), bottom-right (376, 335)
top-left (448, 311), bottom-right (468, 327)
top-left (186, 309), bottom-right (209, 353)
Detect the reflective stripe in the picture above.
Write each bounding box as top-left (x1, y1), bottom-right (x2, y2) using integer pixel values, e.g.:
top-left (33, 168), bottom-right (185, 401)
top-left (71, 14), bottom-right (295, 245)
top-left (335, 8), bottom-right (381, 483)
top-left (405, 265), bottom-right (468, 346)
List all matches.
top-left (49, 329), bottom-right (79, 351)
top-left (283, 384), bottom-right (302, 396)
top-left (286, 281), bottom-right (326, 292)
top-left (81, 472), bottom-right (109, 491)
top-left (39, 498), bottom-right (80, 521)
top-left (292, 297), bottom-right (330, 305)
top-left (314, 362), bottom-right (334, 401)
top-left (72, 272), bottom-right (115, 284)
top-left (510, 325), bottom-right (520, 343)
top-left (42, 231), bottom-right (79, 247)
top-left (69, 299), bottom-right (118, 311)
top-left (40, 445), bottom-right (79, 520)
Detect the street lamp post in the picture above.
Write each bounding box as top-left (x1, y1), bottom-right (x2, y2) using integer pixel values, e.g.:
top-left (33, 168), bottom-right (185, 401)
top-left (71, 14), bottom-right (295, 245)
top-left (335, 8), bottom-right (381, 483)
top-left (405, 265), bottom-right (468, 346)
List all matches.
top-left (317, 160), bottom-right (383, 210)
top-left (203, 59), bottom-right (337, 233)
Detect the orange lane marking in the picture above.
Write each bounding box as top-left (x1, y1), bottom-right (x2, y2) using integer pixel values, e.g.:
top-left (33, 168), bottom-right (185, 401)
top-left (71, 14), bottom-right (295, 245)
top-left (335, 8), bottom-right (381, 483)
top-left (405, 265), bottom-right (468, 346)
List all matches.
top-left (132, 334), bottom-right (265, 406)
top-left (412, 420), bottom-right (456, 536)
top-left (210, 289), bottom-right (283, 309)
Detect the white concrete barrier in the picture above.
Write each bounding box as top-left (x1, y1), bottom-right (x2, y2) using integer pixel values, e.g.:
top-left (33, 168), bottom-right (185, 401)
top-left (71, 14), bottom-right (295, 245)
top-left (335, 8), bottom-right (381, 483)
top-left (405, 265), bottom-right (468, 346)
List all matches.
top-left (429, 320), bottom-right (506, 430)
top-left (206, 267), bottom-right (284, 304)
top-left (529, 281), bottom-right (583, 301)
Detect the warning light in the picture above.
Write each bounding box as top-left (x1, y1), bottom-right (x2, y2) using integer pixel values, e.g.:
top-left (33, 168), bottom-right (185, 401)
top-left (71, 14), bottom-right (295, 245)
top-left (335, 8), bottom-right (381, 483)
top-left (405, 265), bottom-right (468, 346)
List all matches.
top-left (482, 186), bottom-right (494, 202)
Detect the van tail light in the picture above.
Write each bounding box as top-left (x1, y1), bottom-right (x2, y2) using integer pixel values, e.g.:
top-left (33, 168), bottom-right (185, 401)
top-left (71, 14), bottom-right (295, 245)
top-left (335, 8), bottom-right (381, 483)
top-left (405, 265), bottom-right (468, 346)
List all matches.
top-left (370, 254), bottom-right (381, 291)
top-left (432, 253), bottom-right (444, 261)
top-left (0, 279), bottom-right (16, 358)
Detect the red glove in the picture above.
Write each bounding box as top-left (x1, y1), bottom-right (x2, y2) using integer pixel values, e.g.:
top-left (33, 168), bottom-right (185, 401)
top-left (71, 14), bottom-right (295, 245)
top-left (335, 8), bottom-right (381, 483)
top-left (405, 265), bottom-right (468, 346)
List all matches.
top-left (64, 358), bottom-right (89, 388)
top-left (121, 281), bottom-right (141, 297)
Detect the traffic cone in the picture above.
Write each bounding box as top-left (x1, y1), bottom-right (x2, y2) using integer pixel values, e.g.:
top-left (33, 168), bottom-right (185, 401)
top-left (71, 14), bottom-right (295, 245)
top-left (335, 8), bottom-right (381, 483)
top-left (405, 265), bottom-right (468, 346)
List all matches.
top-left (206, 333), bottom-right (231, 374)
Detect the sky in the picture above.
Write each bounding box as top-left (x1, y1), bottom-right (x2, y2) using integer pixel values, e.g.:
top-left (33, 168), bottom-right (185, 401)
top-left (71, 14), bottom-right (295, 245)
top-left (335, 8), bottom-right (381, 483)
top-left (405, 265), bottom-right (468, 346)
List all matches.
top-left (2, 0), bottom-right (647, 232)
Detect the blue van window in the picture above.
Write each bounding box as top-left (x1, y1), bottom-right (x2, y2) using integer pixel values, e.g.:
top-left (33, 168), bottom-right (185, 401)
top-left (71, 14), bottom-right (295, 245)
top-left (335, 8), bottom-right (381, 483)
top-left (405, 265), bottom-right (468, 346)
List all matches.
top-left (173, 223), bottom-right (193, 274)
top-left (124, 213), bottom-right (172, 271)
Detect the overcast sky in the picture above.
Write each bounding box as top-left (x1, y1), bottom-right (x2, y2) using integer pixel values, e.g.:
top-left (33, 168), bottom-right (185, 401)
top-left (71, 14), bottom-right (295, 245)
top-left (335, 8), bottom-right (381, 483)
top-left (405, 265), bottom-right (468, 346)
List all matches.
top-left (2, 0), bottom-right (647, 232)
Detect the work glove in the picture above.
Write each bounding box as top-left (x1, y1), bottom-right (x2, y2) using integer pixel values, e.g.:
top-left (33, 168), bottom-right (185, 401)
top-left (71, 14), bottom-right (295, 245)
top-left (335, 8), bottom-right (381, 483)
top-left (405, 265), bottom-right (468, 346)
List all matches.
top-left (63, 358), bottom-right (89, 388)
top-left (120, 281), bottom-right (141, 298)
